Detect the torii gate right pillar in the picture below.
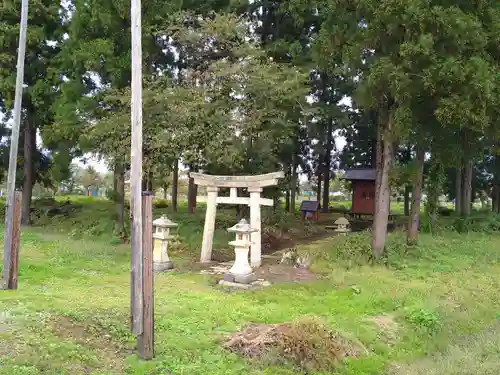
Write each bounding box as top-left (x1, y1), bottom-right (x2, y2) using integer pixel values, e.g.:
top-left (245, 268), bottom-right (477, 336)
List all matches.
top-left (248, 187), bottom-right (263, 267)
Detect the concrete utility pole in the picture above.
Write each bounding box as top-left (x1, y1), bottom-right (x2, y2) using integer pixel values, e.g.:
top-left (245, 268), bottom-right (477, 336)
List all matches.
top-left (1, 0), bottom-right (29, 290)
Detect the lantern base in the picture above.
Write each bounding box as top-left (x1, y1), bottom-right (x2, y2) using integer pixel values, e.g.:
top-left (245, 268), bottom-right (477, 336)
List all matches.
top-left (223, 272), bottom-right (256, 284)
top-left (154, 261), bottom-right (174, 272)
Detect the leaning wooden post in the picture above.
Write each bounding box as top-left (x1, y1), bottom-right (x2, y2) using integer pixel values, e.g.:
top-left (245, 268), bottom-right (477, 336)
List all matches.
top-left (138, 192), bottom-right (154, 359)
top-left (1, 0), bottom-right (29, 291)
top-left (130, 0), bottom-right (144, 342)
top-left (4, 191), bottom-right (22, 290)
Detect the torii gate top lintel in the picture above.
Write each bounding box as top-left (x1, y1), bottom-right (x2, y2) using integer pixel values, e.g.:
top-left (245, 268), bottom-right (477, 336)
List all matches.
top-left (190, 172), bottom-right (284, 188)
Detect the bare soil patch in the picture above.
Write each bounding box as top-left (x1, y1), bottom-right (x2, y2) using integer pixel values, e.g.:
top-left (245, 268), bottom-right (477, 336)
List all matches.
top-left (255, 264), bottom-right (318, 283)
top-left (224, 317), bottom-right (365, 373)
top-left (365, 314), bottom-right (399, 344)
top-left (50, 316), bottom-right (131, 372)
top-left (262, 229), bottom-right (334, 254)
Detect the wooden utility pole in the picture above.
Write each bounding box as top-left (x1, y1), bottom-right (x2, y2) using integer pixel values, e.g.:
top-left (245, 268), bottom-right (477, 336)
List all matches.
top-left (1, 0), bottom-right (29, 290)
top-left (3, 191), bottom-right (22, 290)
top-left (130, 0), bottom-right (143, 335)
top-left (130, 0), bottom-right (155, 360)
top-left (138, 192), bottom-right (154, 359)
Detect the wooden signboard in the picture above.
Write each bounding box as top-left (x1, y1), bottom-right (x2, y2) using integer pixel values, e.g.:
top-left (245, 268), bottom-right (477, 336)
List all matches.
top-left (300, 200), bottom-right (320, 221)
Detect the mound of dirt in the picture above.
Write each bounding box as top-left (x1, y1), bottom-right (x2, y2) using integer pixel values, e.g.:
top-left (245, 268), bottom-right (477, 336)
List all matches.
top-left (224, 317), bottom-right (365, 372)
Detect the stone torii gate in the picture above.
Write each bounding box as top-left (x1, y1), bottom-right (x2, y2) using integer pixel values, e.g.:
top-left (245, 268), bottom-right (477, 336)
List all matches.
top-left (190, 172), bottom-right (284, 267)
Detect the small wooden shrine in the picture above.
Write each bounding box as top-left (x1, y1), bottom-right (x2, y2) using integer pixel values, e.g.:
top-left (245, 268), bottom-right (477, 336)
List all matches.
top-left (344, 169), bottom-right (377, 215)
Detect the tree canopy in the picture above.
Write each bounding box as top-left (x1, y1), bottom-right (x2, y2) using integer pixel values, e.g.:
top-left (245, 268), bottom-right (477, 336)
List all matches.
top-left (1, 0), bottom-right (500, 254)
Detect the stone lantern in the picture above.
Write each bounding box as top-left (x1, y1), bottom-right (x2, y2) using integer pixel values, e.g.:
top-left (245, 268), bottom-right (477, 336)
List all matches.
top-left (224, 218), bottom-right (258, 284)
top-left (153, 215), bottom-right (177, 271)
top-left (334, 217), bottom-right (351, 236)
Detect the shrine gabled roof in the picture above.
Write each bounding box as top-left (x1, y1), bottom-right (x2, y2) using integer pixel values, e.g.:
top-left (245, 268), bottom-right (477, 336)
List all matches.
top-left (343, 169), bottom-right (376, 181)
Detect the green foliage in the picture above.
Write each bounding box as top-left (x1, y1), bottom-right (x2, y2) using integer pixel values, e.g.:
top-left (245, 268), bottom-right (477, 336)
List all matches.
top-left (329, 205), bottom-right (349, 213)
top-left (330, 195), bottom-right (347, 202)
top-left (75, 166), bottom-right (102, 190)
top-left (425, 159), bottom-right (447, 219)
top-left (153, 199), bottom-right (169, 209)
top-left (437, 206), bottom-right (453, 217)
top-left (452, 214), bottom-right (500, 234)
top-left (405, 308), bottom-right (442, 334)
top-left (0, 0), bottom-right (73, 200)
top-left (32, 197), bottom-right (120, 239)
top-left (311, 231), bottom-right (374, 269)
top-left (2, 0), bottom-right (500, 259)
top-left (262, 209), bottom-right (300, 233)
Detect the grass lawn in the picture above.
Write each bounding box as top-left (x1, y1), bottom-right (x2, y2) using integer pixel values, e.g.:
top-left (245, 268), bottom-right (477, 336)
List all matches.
top-left (1, 198), bottom-right (500, 374)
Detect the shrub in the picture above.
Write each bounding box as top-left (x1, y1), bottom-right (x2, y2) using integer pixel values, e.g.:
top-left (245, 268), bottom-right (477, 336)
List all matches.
top-left (405, 307), bottom-right (441, 334)
top-left (262, 210), bottom-right (297, 233)
top-left (105, 189), bottom-right (119, 202)
top-left (452, 214), bottom-right (500, 233)
top-left (329, 205), bottom-right (349, 213)
top-left (215, 212), bottom-right (238, 230)
top-left (438, 206), bottom-right (453, 216)
top-left (308, 231), bottom-right (415, 271)
top-left (312, 231), bottom-right (374, 269)
top-left (419, 215), bottom-right (447, 234)
top-left (330, 195), bottom-right (347, 202)
top-left (153, 199), bottom-right (169, 209)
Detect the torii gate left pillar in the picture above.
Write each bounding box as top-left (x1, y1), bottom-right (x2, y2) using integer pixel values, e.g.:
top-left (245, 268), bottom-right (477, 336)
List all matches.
top-left (190, 172), bottom-right (284, 267)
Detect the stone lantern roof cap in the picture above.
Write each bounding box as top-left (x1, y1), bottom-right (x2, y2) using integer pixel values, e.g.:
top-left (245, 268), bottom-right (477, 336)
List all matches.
top-left (334, 217), bottom-right (350, 225)
top-left (228, 218), bottom-right (258, 234)
top-left (153, 215), bottom-right (178, 228)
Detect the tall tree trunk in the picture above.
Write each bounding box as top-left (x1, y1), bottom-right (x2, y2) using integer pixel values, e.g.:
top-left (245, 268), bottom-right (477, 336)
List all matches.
top-left (163, 184), bottom-right (167, 200)
top-left (455, 165), bottom-right (463, 215)
top-left (188, 165), bottom-right (196, 214)
top-left (236, 204), bottom-right (243, 221)
top-left (316, 169), bottom-right (322, 202)
top-left (141, 169), bottom-right (147, 191)
top-left (407, 146), bottom-right (425, 245)
top-left (322, 120), bottom-right (333, 213)
top-left (115, 164), bottom-right (125, 232)
top-left (142, 170), bottom-right (153, 192)
top-left (285, 189), bottom-right (291, 212)
top-left (372, 116), bottom-right (394, 258)
top-left (172, 159), bottom-right (179, 212)
top-left (113, 167), bottom-right (118, 194)
top-left (462, 160), bottom-right (473, 216)
top-left (147, 171), bottom-right (153, 192)
top-left (21, 120), bottom-right (36, 225)
top-left (285, 165), bottom-right (291, 212)
top-left (493, 185), bottom-right (500, 213)
top-left (403, 184), bottom-right (411, 217)
top-left (290, 155), bottom-right (298, 213)
top-left (425, 158), bottom-right (441, 230)
top-left (371, 136), bottom-right (377, 168)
